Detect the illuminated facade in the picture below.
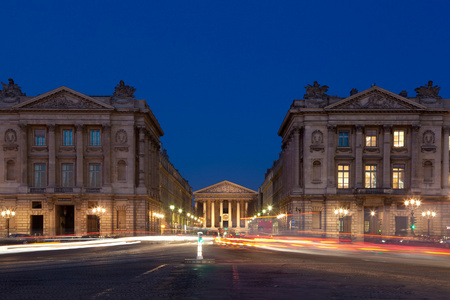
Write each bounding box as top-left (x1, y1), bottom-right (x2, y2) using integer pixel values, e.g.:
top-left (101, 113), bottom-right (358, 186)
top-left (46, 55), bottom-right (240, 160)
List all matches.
top-left (261, 81), bottom-right (450, 239)
top-left (194, 181), bottom-right (257, 232)
top-left (0, 79), bottom-right (191, 237)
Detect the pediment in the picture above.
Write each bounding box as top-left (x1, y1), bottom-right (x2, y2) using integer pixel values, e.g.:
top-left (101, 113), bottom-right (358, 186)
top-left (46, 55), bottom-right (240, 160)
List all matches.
top-left (324, 86), bottom-right (427, 111)
top-left (13, 86), bottom-right (114, 110)
top-left (194, 180), bottom-right (257, 195)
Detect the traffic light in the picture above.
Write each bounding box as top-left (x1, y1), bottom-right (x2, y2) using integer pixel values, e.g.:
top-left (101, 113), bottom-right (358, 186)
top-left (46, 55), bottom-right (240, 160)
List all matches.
top-left (411, 224), bottom-right (416, 230)
top-left (198, 232), bottom-right (203, 244)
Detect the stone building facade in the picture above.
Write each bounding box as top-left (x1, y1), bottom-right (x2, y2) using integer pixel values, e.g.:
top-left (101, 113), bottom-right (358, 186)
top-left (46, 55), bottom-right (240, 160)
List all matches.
top-left (261, 81), bottom-right (450, 239)
top-left (194, 181), bottom-right (257, 232)
top-left (0, 79), bottom-right (192, 237)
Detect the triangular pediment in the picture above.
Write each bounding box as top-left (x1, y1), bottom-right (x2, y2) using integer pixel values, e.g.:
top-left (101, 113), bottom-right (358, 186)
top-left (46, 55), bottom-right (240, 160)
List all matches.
top-left (324, 86), bottom-right (427, 111)
top-left (13, 86), bottom-right (114, 110)
top-left (194, 180), bottom-right (257, 195)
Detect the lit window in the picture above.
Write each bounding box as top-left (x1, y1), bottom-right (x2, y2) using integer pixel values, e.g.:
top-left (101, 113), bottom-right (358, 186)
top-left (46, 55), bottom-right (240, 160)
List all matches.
top-left (34, 164), bottom-right (47, 188)
top-left (90, 130), bottom-right (101, 146)
top-left (365, 129), bottom-right (377, 147)
top-left (62, 163), bottom-right (74, 187)
top-left (89, 164), bottom-right (101, 187)
top-left (337, 164), bottom-right (350, 189)
top-left (392, 164), bottom-right (405, 189)
top-left (63, 130), bottom-right (73, 146)
top-left (364, 165), bottom-right (377, 188)
top-left (338, 131), bottom-right (349, 147)
top-left (393, 130), bottom-right (405, 147)
top-left (35, 129), bottom-right (46, 146)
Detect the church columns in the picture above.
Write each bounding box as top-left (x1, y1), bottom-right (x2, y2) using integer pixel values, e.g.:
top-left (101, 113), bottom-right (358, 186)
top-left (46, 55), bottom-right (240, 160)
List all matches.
top-left (203, 201), bottom-right (206, 228)
top-left (245, 201), bottom-right (248, 229)
top-left (211, 201), bottom-right (215, 229)
top-left (236, 200), bottom-right (240, 228)
top-left (220, 201), bottom-right (223, 228)
top-left (228, 201), bottom-right (232, 228)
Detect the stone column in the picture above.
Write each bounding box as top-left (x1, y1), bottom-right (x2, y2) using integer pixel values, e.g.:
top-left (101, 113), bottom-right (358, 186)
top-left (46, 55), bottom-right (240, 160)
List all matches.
top-left (327, 125), bottom-right (336, 192)
top-left (18, 124), bottom-right (28, 190)
top-left (75, 125), bottom-right (83, 188)
top-left (383, 125), bottom-right (392, 188)
top-left (236, 200), bottom-right (241, 228)
top-left (211, 201), bottom-right (215, 229)
top-left (228, 201), bottom-right (233, 228)
top-left (355, 125), bottom-right (364, 188)
top-left (203, 201), bottom-right (206, 228)
top-left (103, 124), bottom-right (111, 187)
top-left (48, 124), bottom-right (56, 188)
top-left (293, 127), bottom-right (301, 193)
top-left (245, 201), bottom-right (248, 229)
top-left (411, 125), bottom-right (421, 190)
top-left (137, 126), bottom-right (146, 193)
top-left (220, 201), bottom-right (223, 228)
top-left (443, 127), bottom-right (449, 189)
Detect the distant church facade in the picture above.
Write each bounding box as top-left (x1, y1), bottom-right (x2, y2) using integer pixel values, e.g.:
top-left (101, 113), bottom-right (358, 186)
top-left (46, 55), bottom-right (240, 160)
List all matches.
top-left (260, 81), bottom-right (450, 239)
top-left (0, 79), bottom-right (192, 237)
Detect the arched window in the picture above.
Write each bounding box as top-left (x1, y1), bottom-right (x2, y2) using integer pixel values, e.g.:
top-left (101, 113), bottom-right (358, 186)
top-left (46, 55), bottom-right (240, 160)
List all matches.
top-left (312, 161), bottom-right (321, 182)
top-left (118, 160), bottom-right (127, 181)
top-left (6, 160), bottom-right (15, 181)
top-left (424, 161), bottom-right (433, 182)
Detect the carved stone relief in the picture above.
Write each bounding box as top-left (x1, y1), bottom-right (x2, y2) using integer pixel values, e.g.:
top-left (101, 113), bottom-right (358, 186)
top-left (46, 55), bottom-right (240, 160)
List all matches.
top-left (0, 78), bottom-right (25, 103)
top-left (112, 80), bottom-right (136, 104)
top-left (421, 130), bottom-right (437, 153)
top-left (28, 94), bottom-right (104, 109)
top-left (415, 81), bottom-right (441, 99)
top-left (115, 130), bottom-right (128, 144)
top-left (3, 129), bottom-right (19, 151)
top-left (201, 183), bottom-right (251, 194)
top-left (310, 130), bottom-right (325, 152)
top-left (304, 81), bottom-right (329, 99)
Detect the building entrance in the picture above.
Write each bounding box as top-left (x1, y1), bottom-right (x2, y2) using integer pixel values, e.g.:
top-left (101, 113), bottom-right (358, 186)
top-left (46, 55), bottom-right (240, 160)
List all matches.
top-left (56, 205), bottom-right (74, 235)
top-left (395, 216), bottom-right (408, 236)
top-left (87, 215), bottom-right (100, 234)
top-left (30, 215), bottom-right (44, 236)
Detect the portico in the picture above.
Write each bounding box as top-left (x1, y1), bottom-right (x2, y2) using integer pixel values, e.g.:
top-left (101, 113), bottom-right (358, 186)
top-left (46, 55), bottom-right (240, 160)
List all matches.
top-left (194, 181), bottom-right (257, 232)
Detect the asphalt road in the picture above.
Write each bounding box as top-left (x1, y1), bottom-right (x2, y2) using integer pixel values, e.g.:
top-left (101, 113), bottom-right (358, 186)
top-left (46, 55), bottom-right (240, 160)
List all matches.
top-left (1, 240), bottom-right (449, 299)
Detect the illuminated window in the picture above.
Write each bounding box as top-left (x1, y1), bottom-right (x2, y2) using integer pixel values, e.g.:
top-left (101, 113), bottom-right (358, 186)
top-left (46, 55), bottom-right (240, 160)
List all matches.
top-left (337, 164), bottom-right (350, 189)
top-left (34, 164), bottom-right (46, 188)
top-left (393, 130), bottom-right (405, 147)
top-left (89, 164), bottom-right (101, 187)
top-left (35, 129), bottom-right (46, 146)
top-left (338, 131), bottom-right (349, 147)
top-left (365, 129), bottom-right (377, 147)
top-left (392, 164), bottom-right (405, 189)
top-left (61, 163), bottom-right (74, 187)
top-left (364, 165), bottom-right (377, 188)
top-left (63, 130), bottom-right (73, 146)
top-left (90, 130), bottom-right (101, 146)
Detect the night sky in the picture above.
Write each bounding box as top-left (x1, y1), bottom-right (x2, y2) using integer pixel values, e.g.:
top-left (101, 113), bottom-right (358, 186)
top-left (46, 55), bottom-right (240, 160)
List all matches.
top-left (2, 1), bottom-right (450, 192)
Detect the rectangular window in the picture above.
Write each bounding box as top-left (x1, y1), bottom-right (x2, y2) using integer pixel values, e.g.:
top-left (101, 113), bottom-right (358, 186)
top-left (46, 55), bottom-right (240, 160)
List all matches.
top-left (63, 130), bottom-right (73, 146)
top-left (393, 130), bottom-right (405, 147)
top-left (90, 130), bottom-right (101, 146)
top-left (312, 211), bottom-right (321, 229)
top-left (89, 164), bottom-right (101, 187)
top-left (338, 131), bottom-right (349, 147)
top-left (35, 129), bottom-right (46, 146)
top-left (364, 165), bottom-right (377, 188)
top-left (365, 129), bottom-right (377, 147)
top-left (34, 164), bottom-right (46, 187)
top-left (337, 164), bottom-right (350, 189)
top-left (32, 201), bottom-right (42, 209)
top-left (62, 163), bottom-right (74, 187)
top-left (392, 164), bottom-right (405, 189)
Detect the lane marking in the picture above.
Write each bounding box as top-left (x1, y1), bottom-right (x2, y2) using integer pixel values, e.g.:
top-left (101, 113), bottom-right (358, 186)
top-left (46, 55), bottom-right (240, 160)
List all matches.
top-left (137, 264), bottom-right (167, 278)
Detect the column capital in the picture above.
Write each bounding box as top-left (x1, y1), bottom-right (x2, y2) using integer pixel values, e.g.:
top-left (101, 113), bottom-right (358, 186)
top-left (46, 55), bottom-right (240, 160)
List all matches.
top-left (355, 125), bottom-right (364, 132)
top-left (75, 124), bottom-right (83, 132)
top-left (412, 124), bottom-right (421, 132)
top-left (327, 124), bottom-right (336, 132)
top-left (443, 126), bottom-right (450, 134)
top-left (47, 124), bottom-right (56, 132)
top-left (102, 123), bottom-right (111, 131)
top-left (18, 123), bottom-right (28, 131)
top-left (383, 125), bottom-right (392, 133)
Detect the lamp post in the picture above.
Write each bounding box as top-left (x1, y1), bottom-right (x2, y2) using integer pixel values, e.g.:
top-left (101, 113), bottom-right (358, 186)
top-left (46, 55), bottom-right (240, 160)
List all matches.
top-left (405, 199), bottom-right (420, 235)
top-left (334, 208), bottom-right (348, 236)
top-left (178, 208), bottom-right (183, 233)
top-left (170, 205), bottom-right (175, 233)
top-left (421, 210), bottom-right (436, 236)
top-left (92, 206), bottom-right (106, 237)
top-left (1, 208), bottom-right (16, 237)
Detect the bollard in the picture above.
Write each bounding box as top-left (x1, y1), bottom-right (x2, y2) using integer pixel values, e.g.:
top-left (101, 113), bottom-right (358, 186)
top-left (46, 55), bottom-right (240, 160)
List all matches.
top-left (197, 232), bottom-right (203, 259)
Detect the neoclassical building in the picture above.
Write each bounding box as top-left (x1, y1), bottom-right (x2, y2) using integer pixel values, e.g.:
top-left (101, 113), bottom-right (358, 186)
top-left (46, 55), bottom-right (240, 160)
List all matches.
top-left (261, 81), bottom-right (450, 239)
top-left (0, 79), bottom-right (192, 237)
top-left (194, 181), bottom-right (257, 232)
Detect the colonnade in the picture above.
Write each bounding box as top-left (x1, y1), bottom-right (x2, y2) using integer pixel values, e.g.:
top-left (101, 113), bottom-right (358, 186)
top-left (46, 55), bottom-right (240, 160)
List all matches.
top-left (195, 199), bottom-right (249, 231)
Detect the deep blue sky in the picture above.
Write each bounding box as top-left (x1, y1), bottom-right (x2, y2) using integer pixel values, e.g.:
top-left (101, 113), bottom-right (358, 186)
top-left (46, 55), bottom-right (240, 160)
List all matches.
top-left (2, 1), bottom-right (450, 192)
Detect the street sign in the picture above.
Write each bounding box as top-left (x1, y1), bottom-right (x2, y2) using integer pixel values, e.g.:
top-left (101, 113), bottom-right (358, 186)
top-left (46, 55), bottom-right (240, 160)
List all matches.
top-left (290, 219), bottom-right (295, 227)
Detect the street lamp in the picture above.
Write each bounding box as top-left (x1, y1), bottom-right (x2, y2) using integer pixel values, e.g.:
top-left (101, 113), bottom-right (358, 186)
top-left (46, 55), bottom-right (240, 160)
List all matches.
top-left (405, 198), bottom-right (420, 233)
top-left (91, 206), bottom-right (106, 237)
top-left (334, 208), bottom-right (348, 233)
top-left (421, 210), bottom-right (436, 236)
top-left (170, 205), bottom-right (175, 232)
top-left (1, 208), bottom-right (16, 237)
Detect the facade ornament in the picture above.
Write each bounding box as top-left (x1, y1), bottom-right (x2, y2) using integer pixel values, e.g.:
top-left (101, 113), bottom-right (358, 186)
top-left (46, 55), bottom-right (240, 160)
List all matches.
top-left (112, 80), bottom-right (136, 103)
top-left (350, 88), bottom-right (358, 96)
top-left (422, 130), bottom-right (435, 145)
top-left (399, 90), bottom-right (408, 97)
top-left (115, 129), bottom-right (128, 144)
top-left (3, 128), bottom-right (18, 151)
top-left (311, 130), bottom-right (323, 145)
top-left (304, 81), bottom-right (329, 99)
top-left (415, 81), bottom-right (441, 99)
top-left (30, 95), bottom-right (102, 109)
top-left (412, 124), bottom-right (421, 132)
top-left (365, 94), bottom-right (397, 109)
top-left (355, 125), bottom-right (364, 132)
top-left (0, 78), bottom-right (25, 103)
